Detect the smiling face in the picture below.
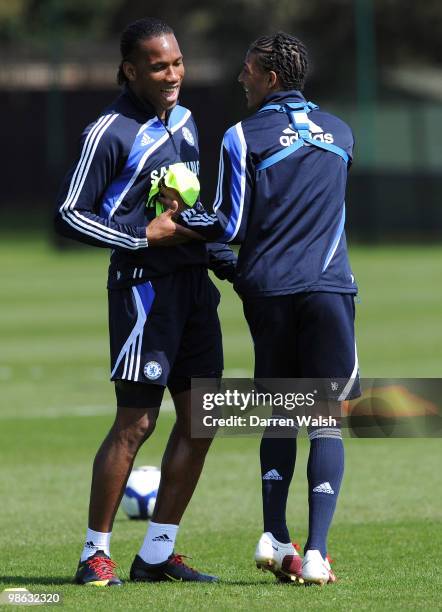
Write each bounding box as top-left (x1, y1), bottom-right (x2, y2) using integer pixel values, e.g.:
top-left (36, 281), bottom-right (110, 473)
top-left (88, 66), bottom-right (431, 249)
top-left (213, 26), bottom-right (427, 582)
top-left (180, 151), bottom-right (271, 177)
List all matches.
top-left (238, 51), bottom-right (278, 110)
top-left (123, 34), bottom-right (184, 120)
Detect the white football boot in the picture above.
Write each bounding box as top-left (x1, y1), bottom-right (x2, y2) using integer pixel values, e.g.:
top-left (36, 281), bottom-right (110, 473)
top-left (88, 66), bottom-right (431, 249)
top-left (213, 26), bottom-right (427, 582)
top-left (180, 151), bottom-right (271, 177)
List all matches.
top-left (255, 532), bottom-right (303, 583)
top-left (324, 555), bottom-right (336, 583)
top-left (302, 549), bottom-right (336, 585)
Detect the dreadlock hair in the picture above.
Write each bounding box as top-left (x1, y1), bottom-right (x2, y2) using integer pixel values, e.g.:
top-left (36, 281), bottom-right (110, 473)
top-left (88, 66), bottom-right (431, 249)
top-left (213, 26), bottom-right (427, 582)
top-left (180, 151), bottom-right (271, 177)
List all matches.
top-left (117, 17), bottom-right (174, 86)
top-left (248, 32), bottom-right (308, 91)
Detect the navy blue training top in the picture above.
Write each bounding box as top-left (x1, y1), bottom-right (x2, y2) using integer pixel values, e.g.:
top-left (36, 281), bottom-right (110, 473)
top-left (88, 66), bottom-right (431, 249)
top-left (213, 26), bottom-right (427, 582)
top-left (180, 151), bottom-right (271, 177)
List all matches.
top-left (180, 90), bottom-right (357, 297)
top-left (54, 86), bottom-right (236, 287)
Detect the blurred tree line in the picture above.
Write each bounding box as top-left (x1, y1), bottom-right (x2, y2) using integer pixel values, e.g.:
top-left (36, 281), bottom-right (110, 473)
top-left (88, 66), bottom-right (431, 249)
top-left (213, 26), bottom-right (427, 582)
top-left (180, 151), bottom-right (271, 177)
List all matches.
top-left (0, 0), bottom-right (441, 95)
top-left (0, 0), bottom-right (440, 237)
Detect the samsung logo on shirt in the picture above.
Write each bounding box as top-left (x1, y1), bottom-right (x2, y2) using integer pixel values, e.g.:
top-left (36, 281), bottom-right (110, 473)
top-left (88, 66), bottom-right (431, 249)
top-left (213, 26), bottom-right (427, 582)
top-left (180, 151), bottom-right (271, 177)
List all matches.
top-left (150, 160), bottom-right (200, 182)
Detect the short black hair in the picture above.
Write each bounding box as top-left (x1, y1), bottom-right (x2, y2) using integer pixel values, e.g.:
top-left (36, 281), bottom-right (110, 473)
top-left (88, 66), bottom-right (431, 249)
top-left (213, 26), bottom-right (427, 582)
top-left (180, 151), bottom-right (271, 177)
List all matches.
top-left (117, 17), bottom-right (174, 86)
top-left (248, 32), bottom-right (308, 91)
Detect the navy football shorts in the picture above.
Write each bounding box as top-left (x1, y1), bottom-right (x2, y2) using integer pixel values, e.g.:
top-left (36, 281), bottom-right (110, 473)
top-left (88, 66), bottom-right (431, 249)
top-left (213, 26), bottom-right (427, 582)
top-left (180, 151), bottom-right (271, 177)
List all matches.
top-left (243, 292), bottom-right (360, 400)
top-left (108, 267), bottom-right (223, 406)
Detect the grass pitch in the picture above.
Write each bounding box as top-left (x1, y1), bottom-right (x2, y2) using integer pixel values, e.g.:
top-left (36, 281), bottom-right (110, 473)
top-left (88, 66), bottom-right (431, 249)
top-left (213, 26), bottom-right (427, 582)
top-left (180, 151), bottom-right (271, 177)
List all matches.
top-left (0, 236), bottom-right (441, 610)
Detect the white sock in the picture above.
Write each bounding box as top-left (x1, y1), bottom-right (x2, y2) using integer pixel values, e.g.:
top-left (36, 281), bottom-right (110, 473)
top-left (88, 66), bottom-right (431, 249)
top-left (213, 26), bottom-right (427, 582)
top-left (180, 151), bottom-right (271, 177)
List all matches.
top-left (80, 528), bottom-right (112, 562)
top-left (139, 521), bottom-right (179, 565)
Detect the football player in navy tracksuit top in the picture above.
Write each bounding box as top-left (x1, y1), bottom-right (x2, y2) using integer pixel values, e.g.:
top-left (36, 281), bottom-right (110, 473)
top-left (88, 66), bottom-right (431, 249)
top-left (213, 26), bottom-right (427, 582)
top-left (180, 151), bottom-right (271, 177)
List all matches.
top-left (54, 18), bottom-right (236, 585)
top-left (160, 32), bottom-right (360, 585)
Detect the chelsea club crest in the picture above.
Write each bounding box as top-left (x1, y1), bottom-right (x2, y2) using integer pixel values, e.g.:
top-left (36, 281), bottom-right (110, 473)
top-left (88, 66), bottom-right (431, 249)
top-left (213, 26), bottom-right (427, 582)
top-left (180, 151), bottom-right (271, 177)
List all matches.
top-left (143, 361), bottom-right (162, 380)
top-left (182, 126), bottom-right (195, 146)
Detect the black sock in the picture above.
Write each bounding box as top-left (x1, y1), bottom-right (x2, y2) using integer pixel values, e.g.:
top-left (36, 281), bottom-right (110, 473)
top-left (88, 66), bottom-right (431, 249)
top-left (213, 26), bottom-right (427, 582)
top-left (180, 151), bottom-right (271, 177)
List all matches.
top-left (260, 430), bottom-right (297, 543)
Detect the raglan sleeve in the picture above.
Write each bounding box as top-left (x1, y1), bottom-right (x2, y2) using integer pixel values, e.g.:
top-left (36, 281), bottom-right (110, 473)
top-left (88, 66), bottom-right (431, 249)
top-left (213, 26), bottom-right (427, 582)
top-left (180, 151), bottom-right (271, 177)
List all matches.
top-left (179, 122), bottom-right (254, 244)
top-left (54, 114), bottom-right (149, 250)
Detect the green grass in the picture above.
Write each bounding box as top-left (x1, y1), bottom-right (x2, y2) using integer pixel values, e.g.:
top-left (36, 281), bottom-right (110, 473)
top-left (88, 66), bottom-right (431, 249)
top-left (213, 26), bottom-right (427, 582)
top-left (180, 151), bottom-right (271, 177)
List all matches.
top-left (0, 237), bottom-right (441, 610)
top-left (0, 417), bottom-right (441, 610)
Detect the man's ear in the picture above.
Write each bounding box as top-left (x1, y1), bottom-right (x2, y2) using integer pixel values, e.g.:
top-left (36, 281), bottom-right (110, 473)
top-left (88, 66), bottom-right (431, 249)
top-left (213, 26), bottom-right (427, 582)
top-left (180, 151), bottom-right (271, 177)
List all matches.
top-left (268, 70), bottom-right (278, 89)
top-left (122, 60), bottom-right (137, 82)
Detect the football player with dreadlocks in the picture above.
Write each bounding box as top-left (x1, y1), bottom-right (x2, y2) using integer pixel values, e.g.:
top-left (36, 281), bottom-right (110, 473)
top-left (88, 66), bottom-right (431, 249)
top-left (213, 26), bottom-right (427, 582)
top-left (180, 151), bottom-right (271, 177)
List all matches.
top-left (158, 32), bottom-right (360, 585)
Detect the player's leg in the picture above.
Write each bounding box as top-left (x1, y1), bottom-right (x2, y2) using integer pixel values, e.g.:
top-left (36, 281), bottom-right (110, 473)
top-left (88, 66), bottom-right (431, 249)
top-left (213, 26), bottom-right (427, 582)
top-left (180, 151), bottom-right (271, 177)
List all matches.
top-left (244, 296), bottom-right (298, 542)
top-left (87, 383), bottom-right (162, 533)
top-left (149, 269), bottom-right (223, 527)
top-left (130, 383), bottom-right (218, 583)
top-left (256, 430), bottom-right (303, 582)
top-left (302, 422), bottom-right (343, 584)
top-left (243, 296), bottom-right (303, 581)
top-left (260, 431), bottom-right (297, 542)
top-left (75, 382), bottom-right (163, 586)
top-left (76, 281), bottom-right (167, 585)
top-left (152, 384), bottom-right (214, 525)
top-left (130, 269), bottom-right (222, 582)
top-left (89, 388), bottom-right (164, 532)
top-left (297, 292), bottom-right (359, 584)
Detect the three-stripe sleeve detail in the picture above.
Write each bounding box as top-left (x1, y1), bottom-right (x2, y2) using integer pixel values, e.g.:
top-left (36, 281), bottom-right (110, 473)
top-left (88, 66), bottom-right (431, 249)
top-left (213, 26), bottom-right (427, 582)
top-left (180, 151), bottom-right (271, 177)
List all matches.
top-left (59, 113), bottom-right (148, 250)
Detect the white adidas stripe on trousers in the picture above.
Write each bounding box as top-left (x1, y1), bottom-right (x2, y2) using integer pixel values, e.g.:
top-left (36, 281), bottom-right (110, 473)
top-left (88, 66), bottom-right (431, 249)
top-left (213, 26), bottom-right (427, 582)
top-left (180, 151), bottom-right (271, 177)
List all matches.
top-left (111, 286), bottom-right (148, 381)
top-left (338, 342), bottom-right (359, 402)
